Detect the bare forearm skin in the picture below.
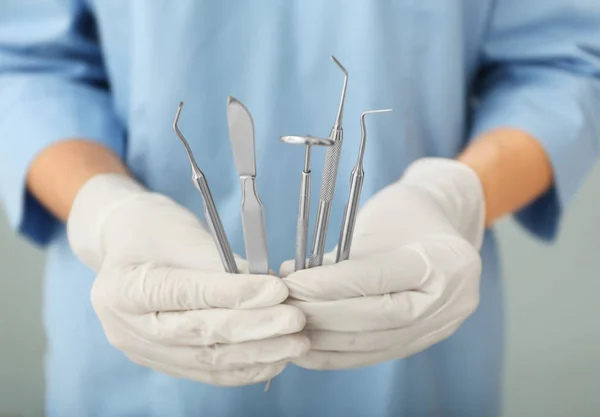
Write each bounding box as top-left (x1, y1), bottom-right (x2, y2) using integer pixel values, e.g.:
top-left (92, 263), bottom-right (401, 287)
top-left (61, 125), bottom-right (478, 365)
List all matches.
top-left (459, 128), bottom-right (554, 226)
top-left (26, 139), bottom-right (129, 222)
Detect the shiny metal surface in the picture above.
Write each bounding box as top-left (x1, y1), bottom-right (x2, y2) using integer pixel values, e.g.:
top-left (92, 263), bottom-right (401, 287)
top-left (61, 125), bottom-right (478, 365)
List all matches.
top-left (227, 96), bottom-right (269, 274)
top-left (227, 96), bottom-right (257, 177)
top-left (336, 109), bottom-right (392, 263)
top-left (173, 102), bottom-right (239, 274)
top-left (280, 134), bottom-right (333, 270)
top-left (308, 56), bottom-right (348, 268)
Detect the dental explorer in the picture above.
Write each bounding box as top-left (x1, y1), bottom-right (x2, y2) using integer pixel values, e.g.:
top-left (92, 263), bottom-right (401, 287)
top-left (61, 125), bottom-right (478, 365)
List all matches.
top-left (227, 96), bottom-right (270, 275)
top-left (173, 102), bottom-right (239, 274)
top-left (336, 109), bottom-right (392, 263)
top-left (280, 135), bottom-right (334, 271)
top-left (308, 55), bottom-right (348, 268)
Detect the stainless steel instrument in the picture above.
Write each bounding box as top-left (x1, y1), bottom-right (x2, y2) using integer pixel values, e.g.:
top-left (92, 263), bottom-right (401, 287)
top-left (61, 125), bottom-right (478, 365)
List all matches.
top-left (308, 55), bottom-right (348, 268)
top-left (226, 96), bottom-right (269, 275)
top-left (280, 135), bottom-right (334, 271)
top-left (336, 109), bottom-right (392, 263)
top-left (173, 102), bottom-right (239, 274)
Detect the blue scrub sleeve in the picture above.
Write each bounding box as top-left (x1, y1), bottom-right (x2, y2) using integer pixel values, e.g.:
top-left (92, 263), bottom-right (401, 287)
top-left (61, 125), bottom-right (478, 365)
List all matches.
top-left (0, 1), bottom-right (125, 246)
top-left (470, 0), bottom-right (600, 241)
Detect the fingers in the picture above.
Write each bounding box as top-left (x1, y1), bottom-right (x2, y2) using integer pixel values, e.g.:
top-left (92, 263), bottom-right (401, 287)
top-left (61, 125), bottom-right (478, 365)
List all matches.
top-left (281, 246), bottom-right (427, 302)
top-left (279, 260), bottom-right (295, 278)
top-left (293, 349), bottom-right (398, 370)
top-left (284, 261), bottom-right (477, 333)
top-left (306, 317), bottom-right (462, 352)
top-left (280, 240), bottom-right (479, 333)
top-left (95, 263), bottom-right (289, 313)
top-left (279, 252), bottom-right (337, 278)
top-left (135, 305), bottom-right (306, 345)
top-left (293, 322), bottom-right (461, 370)
top-left (126, 332), bottom-right (310, 371)
top-left (128, 354), bottom-right (289, 386)
top-left (285, 290), bottom-right (438, 332)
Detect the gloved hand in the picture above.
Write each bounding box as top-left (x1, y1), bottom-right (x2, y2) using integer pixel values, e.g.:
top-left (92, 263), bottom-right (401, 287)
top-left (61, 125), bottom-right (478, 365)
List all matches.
top-left (67, 174), bottom-right (309, 386)
top-left (280, 158), bottom-right (486, 370)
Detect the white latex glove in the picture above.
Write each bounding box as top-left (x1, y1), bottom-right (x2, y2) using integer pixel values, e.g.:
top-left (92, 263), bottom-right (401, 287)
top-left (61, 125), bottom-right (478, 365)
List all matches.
top-left (67, 174), bottom-right (309, 386)
top-left (280, 158), bottom-right (485, 370)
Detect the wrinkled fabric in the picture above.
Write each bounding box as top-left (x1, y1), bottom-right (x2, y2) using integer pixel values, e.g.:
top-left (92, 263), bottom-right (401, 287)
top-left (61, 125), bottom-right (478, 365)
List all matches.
top-left (1, 1), bottom-right (599, 416)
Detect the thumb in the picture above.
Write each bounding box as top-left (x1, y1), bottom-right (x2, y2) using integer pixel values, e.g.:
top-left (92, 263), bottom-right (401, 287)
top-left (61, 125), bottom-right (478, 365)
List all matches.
top-left (279, 251), bottom-right (337, 278)
top-left (279, 259), bottom-right (296, 278)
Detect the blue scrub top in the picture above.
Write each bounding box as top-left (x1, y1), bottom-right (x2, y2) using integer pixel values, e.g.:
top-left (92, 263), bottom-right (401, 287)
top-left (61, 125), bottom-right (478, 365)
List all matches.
top-left (1, 1), bottom-right (599, 416)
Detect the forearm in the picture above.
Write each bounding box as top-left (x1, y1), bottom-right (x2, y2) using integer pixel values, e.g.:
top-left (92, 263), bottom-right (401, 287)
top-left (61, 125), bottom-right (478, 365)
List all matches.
top-left (458, 128), bottom-right (553, 226)
top-left (26, 140), bottom-right (129, 222)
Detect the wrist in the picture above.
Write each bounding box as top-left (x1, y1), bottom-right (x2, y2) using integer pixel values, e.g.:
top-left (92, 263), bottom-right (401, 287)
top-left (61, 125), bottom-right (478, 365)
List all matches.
top-left (27, 139), bottom-right (129, 222)
top-left (67, 173), bottom-right (146, 271)
top-left (401, 158), bottom-right (486, 249)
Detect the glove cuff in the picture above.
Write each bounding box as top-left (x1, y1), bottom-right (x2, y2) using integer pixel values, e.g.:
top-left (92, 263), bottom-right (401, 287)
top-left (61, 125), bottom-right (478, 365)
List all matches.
top-left (67, 173), bottom-right (147, 271)
top-left (401, 158), bottom-right (486, 250)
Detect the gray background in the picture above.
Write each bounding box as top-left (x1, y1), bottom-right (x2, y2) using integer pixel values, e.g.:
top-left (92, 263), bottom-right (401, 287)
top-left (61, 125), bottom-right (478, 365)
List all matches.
top-left (1, 166), bottom-right (599, 417)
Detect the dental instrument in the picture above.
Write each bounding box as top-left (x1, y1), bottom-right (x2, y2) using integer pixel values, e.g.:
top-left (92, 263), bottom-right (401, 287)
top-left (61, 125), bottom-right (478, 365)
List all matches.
top-left (308, 55), bottom-right (348, 268)
top-left (173, 102), bottom-right (239, 274)
top-left (280, 135), bottom-right (334, 271)
top-left (226, 96), bottom-right (271, 392)
top-left (227, 96), bottom-right (270, 275)
top-left (336, 109), bottom-right (392, 263)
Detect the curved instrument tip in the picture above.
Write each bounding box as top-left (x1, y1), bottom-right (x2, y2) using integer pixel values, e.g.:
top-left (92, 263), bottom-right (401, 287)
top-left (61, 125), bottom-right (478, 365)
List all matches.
top-left (330, 55), bottom-right (348, 76)
top-left (360, 109), bottom-right (393, 133)
top-left (227, 96), bottom-right (253, 124)
top-left (172, 103), bottom-right (203, 177)
top-left (361, 108), bottom-right (393, 118)
top-left (227, 95), bottom-right (240, 106)
top-left (330, 55), bottom-right (349, 128)
top-left (173, 101), bottom-right (184, 128)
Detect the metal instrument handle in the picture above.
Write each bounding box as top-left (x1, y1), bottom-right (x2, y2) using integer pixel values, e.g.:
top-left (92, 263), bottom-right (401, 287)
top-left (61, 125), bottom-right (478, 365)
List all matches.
top-left (295, 171), bottom-right (311, 271)
top-left (309, 129), bottom-right (343, 268)
top-left (193, 176), bottom-right (239, 274)
top-left (240, 176), bottom-right (270, 274)
top-left (336, 169), bottom-right (364, 262)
